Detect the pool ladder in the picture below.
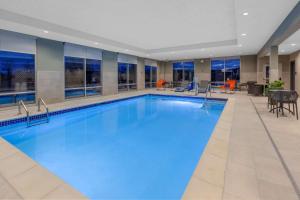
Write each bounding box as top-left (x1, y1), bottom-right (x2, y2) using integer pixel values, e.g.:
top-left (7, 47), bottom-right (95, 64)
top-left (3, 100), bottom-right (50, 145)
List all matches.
top-left (18, 98), bottom-right (49, 127)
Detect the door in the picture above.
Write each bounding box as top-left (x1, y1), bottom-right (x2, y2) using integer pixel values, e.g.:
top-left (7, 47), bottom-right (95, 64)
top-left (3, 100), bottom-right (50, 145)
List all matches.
top-left (290, 61), bottom-right (296, 91)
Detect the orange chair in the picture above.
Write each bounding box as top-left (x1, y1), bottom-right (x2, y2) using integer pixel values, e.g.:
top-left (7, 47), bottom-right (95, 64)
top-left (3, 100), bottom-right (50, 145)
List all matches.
top-left (221, 80), bottom-right (236, 92)
top-left (156, 79), bottom-right (166, 90)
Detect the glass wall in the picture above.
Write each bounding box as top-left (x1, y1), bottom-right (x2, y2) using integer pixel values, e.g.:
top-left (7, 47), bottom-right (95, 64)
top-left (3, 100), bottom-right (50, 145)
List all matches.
top-left (173, 61), bottom-right (194, 87)
top-left (0, 50), bottom-right (35, 106)
top-left (211, 58), bottom-right (240, 86)
top-left (145, 65), bottom-right (157, 88)
top-left (128, 64), bottom-right (137, 90)
top-left (118, 63), bottom-right (137, 91)
top-left (65, 56), bottom-right (101, 98)
top-left (86, 59), bottom-right (101, 96)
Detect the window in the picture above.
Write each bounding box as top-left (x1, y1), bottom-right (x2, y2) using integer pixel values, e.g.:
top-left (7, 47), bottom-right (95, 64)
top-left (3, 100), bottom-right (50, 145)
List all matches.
top-left (211, 58), bottom-right (240, 86)
top-left (173, 61), bottom-right (194, 87)
top-left (65, 56), bottom-right (101, 99)
top-left (211, 59), bottom-right (225, 86)
top-left (225, 59), bottom-right (240, 81)
top-left (0, 50), bottom-right (35, 106)
top-left (86, 59), bottom-right (101, 96)
top-left (118, 63), bottom-right (137, 91)
top-left (145, 65), bottom-right (157, 88)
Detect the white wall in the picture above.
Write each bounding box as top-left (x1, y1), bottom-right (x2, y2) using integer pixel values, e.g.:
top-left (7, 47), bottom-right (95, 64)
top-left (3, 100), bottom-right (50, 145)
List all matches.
top-left (64, 43), bottom-right (102, 60)
top-left (145, 59), bottom-right (158, 66)
top-left (0, 30), bottom-right (36, 54)
top-left (117, 53), bottom-right (137, 64)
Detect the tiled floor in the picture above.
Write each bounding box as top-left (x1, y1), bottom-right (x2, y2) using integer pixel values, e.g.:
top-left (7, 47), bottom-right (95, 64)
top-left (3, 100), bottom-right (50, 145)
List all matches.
top-left (224, 93), bottom-right (300, 200)
top-left (0, 90), bottom-right (300, 199)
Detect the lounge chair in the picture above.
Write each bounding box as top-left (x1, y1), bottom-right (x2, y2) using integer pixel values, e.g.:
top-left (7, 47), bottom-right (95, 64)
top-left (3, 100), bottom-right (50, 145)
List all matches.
top-left (156, 79), bottom-right (166, 90)
top-left (197, 80), bottom-right (210, 97)
top-left (220, 80), bottom-right (236, 93)
top-left (174, 82), bottom-right (194, 92)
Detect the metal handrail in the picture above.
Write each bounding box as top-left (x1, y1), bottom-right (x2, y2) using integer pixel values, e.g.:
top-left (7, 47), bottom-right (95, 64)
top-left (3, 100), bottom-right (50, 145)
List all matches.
top-left (38, 98), bottom-right (49, 122)
top-left (18, 100), bottom-right (30, 126)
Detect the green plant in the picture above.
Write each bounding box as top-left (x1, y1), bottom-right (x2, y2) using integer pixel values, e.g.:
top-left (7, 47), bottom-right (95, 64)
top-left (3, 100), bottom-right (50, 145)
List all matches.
top-left (266, 80), bottom-right (284, 95)
top-left (268, 80), bottom-right (284, 89)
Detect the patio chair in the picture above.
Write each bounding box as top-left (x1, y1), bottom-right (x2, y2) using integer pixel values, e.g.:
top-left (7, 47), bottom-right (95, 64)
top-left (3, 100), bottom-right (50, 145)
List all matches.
top-left (197, 80), bottom-right (210, 97)
top-left (156, 79), bottom-right (166, 90)
top-left (175, 82), bottom-right (194, 92)
top-left (220, 80), bottom-right (236, 92)
top-left (270, 90), bottom-right (298, 120)
top-left (247, 81), bottom-right (257, 95)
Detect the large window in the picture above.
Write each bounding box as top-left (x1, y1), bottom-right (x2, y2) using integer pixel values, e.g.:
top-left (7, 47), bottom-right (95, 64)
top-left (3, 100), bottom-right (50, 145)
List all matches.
top-left (118, 63), bottom-right (137, 91)
top-left (65, 56), bottom-right (101, 98)
top-left (0, 50), bottom-right (35, 106)
top-left (211, 58), bottom-right (240, 86)
top-left (86, 59), bottom-right (101, 96)
top-left (173, 61), bottom-right (194, 87)
top-left (145, 65), bottom-right (157, 88)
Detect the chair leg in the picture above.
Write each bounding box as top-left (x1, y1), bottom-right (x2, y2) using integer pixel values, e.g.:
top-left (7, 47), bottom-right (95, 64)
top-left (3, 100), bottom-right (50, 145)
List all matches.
top-left (293, 103), bottom-right (295, 115)
top-left (276, 102), bottom-right (279, 118)
top-left (295, 102), bottom-right (298, 120)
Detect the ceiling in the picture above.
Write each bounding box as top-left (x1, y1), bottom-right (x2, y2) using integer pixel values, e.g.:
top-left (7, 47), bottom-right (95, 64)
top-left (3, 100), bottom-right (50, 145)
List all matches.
top-left (0, 0), bottom-right (299, 60)
top-left (279, 28), bottom-right (300, 55)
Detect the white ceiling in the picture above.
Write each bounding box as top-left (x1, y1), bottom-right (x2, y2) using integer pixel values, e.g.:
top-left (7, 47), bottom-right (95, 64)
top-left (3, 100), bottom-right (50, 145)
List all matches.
top-left (279, 28), bottom-right (300, 55)
top-left (0, 0), bottom-right (299, 60)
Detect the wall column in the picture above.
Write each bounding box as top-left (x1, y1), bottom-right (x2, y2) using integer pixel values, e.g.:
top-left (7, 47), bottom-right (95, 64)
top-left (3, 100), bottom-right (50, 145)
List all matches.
top-left (102, 50), bottom-right (118, 95)
top-left (164, 62), bottom-right (173, 82)
top-left (36, 38), bottom-right (64, 103)
top-left (194, 58), bottom-right (211, 82)
top-left (270, 46), bottom-right (279, 82)
top-left (137, 57), bottom-right (145, 90)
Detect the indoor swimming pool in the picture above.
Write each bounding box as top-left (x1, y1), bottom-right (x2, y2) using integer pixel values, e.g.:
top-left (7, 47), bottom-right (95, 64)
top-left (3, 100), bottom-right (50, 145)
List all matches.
top-left (0, 94), bottom-right (225, 199)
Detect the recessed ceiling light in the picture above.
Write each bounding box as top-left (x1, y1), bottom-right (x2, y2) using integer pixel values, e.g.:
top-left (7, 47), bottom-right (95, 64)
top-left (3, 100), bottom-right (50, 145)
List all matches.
top-left (94, 42), bottom-right (99, 45)
top-left (125, 49), bottom-right (129, 52)
top-left (243, 12), bottom-right (249, 16)
top-left (43, 30), bottom-right (49, 34)
top-left (241, 33), bottom-right (247, 36)
top-left (237, 44), bottom-right (242, 47)
top-left (291, 43), bottom-right (296, 46)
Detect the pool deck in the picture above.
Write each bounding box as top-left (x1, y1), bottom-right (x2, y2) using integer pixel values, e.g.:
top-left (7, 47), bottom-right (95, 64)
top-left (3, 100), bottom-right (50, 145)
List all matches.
top-left (0, 90), bottom-right (300, 199)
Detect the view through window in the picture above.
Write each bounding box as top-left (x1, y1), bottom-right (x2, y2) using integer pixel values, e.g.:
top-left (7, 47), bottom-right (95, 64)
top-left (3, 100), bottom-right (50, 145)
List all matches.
top-left (211, 58), bottom-right (240, 86)
top-left (118, 63), bottom-right (137, 91)
top-left (65, 56), bottom-right (101, 98)
top-left (0, 50), bottom-right (35, 106)
top-left (173, 61), bottom-right (194, 87)
top-left (145, 65), bottom-right (157, 88)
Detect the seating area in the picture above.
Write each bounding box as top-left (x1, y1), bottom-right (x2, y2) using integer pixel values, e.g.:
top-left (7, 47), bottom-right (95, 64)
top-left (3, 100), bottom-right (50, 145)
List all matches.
top-left (268, 90), bottom-right (299, 119)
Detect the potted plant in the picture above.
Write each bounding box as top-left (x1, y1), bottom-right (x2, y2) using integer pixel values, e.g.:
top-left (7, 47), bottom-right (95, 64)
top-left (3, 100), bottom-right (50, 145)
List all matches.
top-left (266, 80), bottom-right (284, 94)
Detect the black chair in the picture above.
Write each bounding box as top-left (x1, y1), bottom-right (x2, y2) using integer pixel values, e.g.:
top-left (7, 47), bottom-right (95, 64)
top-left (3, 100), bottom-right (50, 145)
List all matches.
top-left (270, 90), bottom-right (298, 120)
top-left (247, 81), bottom-right (257, 95)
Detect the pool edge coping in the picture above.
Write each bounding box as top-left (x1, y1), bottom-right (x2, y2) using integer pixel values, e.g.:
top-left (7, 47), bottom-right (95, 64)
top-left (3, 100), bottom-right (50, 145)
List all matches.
top-left (0, 92), bottom-right (230, 199)
top-left (182, 97), bottom-right (235, 200)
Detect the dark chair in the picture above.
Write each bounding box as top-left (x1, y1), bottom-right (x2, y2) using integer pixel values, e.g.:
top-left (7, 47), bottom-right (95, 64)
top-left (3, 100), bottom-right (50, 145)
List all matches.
top-left (247, 81), bottom-right (257, 95)
top-left (285, 91), bottom-right (298, 120)
top-left (270, 90), bottom-right (298, 120)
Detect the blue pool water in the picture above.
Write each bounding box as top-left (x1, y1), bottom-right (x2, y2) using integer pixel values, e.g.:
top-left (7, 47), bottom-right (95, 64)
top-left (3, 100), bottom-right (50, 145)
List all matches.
top-left (0, 95), bottom-right (225, 199)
